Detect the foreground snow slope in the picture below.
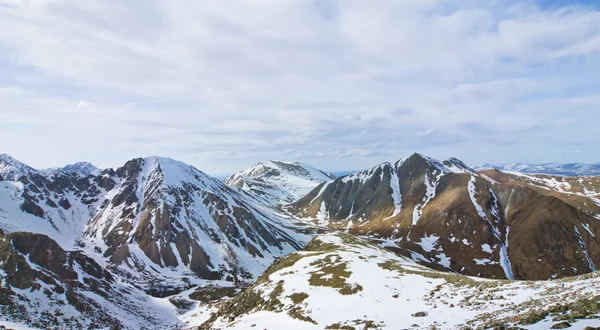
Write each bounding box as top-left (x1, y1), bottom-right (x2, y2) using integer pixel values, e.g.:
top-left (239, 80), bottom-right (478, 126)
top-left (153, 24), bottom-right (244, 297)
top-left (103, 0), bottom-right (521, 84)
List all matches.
top-left (196, 233), bottom-right (600, 330)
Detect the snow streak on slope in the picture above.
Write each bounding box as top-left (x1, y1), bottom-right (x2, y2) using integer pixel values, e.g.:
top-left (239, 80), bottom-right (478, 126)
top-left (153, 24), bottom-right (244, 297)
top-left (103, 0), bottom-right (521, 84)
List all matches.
top-left (340, 162), bottom-right (389, 184)
top-left (225, 160), bottom-right (334, 206)
top-left (412, 171), bottom-right (441, 225)
top-left (574, 225), bottom-right (597, 272)
top-left (468, 176), bottom-right (514, 280)
top-left (198, 233), bottom-right (600, 330)
top-left (385, 166), bottom-right (402, 220)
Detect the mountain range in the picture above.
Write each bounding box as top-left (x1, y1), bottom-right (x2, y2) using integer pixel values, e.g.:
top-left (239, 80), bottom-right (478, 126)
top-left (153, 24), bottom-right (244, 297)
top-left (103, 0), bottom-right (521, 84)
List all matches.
top-left (0, 153), bottom-right (599, 329)
top-left (478, 162), bottom-right (600, 176)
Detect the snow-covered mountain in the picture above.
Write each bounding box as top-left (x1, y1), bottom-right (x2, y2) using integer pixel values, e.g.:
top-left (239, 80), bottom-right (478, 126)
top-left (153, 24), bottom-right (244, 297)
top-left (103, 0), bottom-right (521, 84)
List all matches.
top-left (42, 161), bottom-right (101, 177)
top-left (0, 156), bottom-right (310, 284)
top-left (0, 231), bottom-right (179, 329)
top-left (1, 154), bottom-right (101, 180)
top-left (197, 233), bottom-right (600, 330)
top-left (290, 153), bottom-right (600, 280)
top-left (83, 157), bottom-right (310, 285)
top-left (479, 162), bottom-right (600, 176)
top-left (0, 155), bottom-right (313, 328)
top-left (0, 154), bottom-right (39, 181)
top-left (1, 152), bottom-right (600, 329)
top-left (225, 160), bottom-right (335, 206)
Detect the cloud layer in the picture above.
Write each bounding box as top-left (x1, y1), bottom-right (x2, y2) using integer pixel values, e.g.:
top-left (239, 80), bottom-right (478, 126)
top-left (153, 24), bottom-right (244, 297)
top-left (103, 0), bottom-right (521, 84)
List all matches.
top-left (1, 0), bottom-right (599, 173)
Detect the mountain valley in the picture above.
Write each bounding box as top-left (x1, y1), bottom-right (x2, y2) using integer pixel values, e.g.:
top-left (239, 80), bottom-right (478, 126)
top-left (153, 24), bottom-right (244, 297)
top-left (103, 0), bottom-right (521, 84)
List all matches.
top-left (0, 153), bottom-right (599, 329)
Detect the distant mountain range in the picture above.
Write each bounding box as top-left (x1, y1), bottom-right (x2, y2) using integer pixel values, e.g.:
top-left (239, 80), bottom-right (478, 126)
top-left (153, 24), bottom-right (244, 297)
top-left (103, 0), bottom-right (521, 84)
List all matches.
top-left (0, 152), bottom-right (599, 329)
top-left (478, 162), bottom-right (600, 176)
top-left (41, 161), bottom-right (101, 177)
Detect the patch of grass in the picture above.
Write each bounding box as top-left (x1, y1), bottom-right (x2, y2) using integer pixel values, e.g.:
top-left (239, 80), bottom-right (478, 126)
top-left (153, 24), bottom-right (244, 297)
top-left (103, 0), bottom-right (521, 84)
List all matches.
top-left (549, 298), bottom-right (600, 322)
top-left (337, 233), bottom-right (371, 246)
top-left (326, 319), bottom-right (382, 329)
top-left (269, 281), bottom-right (284, 301)
top-left (339, 283), bottom-right (363, 295)
top-left (288, 306), bottom-right (317, 324)
top-left (309, 262), bottom-right (351, 289)
top-left (377, 260), bottom-right (405, 273)
top-left (199, 287), bottom-right (282, 329)
top-left (256, 252), bottom-right (320, 284)
top-left (289, 292), bottom-right (309, 305)
top-left (304, 238), bottom-right (340, 253)
top-left (199, 281), bottom-right (285, 329)
top-left (326, 324), bottom-right (356, 330)
top-left (551, 321), bottom-right (571, 329)
top-left (188, 286), bottom-right (238, 303)
top-left (478, 296), bottom-right (600, 329)
top-left (520, 310), bottom-right (548, 325)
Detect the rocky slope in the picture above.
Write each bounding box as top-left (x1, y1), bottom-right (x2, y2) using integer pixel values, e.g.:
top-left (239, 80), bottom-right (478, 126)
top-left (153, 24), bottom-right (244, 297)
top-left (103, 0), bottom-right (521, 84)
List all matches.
top-left (289, 153), bottom-right (600, 280)
top-left (194, 233), bottom-right (600, 330)
top-left (0, 155), bottom-right (313, 328)
top-left (0, 231), bottom-right (178, 329)
top-left (479, 162), bottom-right (600, 176)
top-left (82, 157), bottom-right (310, 287)
top-left (225, 161), bottom-right (335, 206)
top-left (1, 152), bottom-right (600, 329)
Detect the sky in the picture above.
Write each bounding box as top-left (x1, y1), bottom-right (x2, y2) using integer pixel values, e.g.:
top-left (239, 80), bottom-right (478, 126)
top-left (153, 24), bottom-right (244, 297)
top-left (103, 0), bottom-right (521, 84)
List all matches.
top-left (1, 0), bottom-right (600, 175)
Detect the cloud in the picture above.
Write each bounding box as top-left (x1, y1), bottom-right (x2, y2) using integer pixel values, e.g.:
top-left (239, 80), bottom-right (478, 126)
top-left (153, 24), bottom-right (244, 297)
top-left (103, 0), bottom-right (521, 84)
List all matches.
top-left (77, 100), bottom-right (93, 108)
top-left (0, 0), bottom-right (599, 173)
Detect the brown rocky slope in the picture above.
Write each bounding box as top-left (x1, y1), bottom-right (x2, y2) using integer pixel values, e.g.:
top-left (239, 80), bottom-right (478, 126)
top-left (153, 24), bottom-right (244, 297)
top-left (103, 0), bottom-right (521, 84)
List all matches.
top-left (289, 153), bottom-right (600, 280)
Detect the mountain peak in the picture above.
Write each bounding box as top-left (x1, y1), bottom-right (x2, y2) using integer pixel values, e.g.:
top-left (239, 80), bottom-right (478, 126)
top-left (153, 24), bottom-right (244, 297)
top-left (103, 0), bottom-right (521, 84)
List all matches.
top-left (443, 157), bottom-right (475, 174)
top-left (0, 153), bottom-right (38, 181)
top-left (225, 160), bottom-right (335, 205)
top-left (45, 161), bottom-right (101, 177)
top-left (398, 153), bottom-right (474, 174)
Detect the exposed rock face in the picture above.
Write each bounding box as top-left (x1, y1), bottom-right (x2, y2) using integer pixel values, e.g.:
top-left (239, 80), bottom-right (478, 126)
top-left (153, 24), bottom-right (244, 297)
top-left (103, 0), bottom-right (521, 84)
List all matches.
top-left (0, 170), bottom-right (109, 246)
top-left (226, 160), bottom-right (335, 206)
top-left (0, 232), bottom-right (168, 329)
top-left (290, 153), bottom-right (600, 280)
top-left (83, 157), bottom-right (308, 284)
top-left (0, 156), bottom-right (310, 290)
top-left (0, 155), bottom-right (313, 328)
top-left (0, 232), bottom-right (112, 291)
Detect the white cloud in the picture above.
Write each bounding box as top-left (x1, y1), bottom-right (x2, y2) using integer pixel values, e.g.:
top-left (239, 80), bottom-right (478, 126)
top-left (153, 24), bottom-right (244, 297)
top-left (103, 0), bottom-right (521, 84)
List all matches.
top-left (0, 0), bottom-right (599, 173)
top-left (77, 100), bottom-right (93, 108)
